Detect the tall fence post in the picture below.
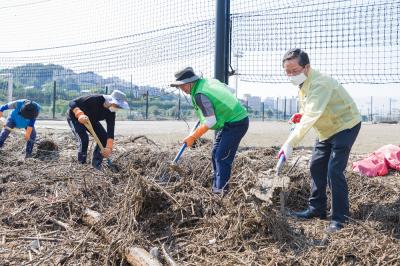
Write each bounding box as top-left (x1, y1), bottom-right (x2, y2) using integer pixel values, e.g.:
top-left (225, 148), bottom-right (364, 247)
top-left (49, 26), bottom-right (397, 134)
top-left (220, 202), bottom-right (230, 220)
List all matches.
top-left (262, 102), bottom-right (265, 121)
top-left (178, 90), bottom-right (181, 120)
top-left (283, 97), bottom-right (287, 121)
top-left (370, 96), bottom-right (373, 122)
top-left (145, 90), bottom-right (149, 120)
top-left (52, 81), bottom-right (56, 119)
top-left (276, 97), bottom-right (279, 120)
top-left (214, 0), bottom-right (230, 84)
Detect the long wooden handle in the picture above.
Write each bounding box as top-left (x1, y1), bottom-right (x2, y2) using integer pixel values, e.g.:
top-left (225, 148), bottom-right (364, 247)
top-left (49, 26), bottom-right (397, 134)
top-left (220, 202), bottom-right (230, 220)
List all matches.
top-left (83, 120), bottom-right (105, 151)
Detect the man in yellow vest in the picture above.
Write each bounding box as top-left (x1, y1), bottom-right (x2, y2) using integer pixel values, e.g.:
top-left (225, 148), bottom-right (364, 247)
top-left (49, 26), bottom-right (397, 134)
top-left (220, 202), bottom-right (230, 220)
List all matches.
top-left (171, 67), bottom-right (249, 195)
top-left (278, 49), bottom-right (362, 232)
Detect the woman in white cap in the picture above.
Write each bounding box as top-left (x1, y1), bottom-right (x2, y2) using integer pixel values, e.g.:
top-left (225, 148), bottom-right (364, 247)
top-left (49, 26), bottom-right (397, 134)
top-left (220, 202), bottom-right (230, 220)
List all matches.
top-left (67, 90), bottom-right (129, 169)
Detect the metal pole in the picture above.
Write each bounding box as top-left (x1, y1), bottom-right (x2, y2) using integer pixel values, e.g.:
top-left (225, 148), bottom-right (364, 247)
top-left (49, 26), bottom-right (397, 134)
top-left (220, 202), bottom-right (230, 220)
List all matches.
top-left (262, 102), bottom-right (265, 121)
top-left (52, 81), bottom-right (56, 119)
top-left (214, 0), bottom-right (230, 84)
top-left (145, 90), bottom-right (149, 120)
top-left (284, 97), bottom-right (287, 121)
top-left (224, 0), bottom-right (230, 83)
top-left (7, 74), bottom-right (13, 102)
top-left (389, 98), bottom-right (392, 120)
top-left (370, 96), bottom-right (373, 122)
top-left (235, 55), bottom-right (239, 98)
top-left (178, 90), bottom-right (181, 120)
top-left (276, 97), bottom-right (279, 120)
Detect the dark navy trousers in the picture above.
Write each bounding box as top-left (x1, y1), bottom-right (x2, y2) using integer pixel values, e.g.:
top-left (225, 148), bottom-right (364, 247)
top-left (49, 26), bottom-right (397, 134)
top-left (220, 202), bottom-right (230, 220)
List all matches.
top-left (212, 117), bottom-right (249, 192)
top-left (67, 115), bottom-right (107, 169)
top-left (0, 118), bottom-right (36, 156)
top-left (309, 122), bottom-right (361, 223)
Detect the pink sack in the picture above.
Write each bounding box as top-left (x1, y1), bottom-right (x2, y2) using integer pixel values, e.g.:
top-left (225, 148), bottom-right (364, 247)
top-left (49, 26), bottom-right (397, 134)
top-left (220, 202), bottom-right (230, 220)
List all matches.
top-left (380, 144), bottom-right (400, 170)
top-left (352, 144), bottom-right (400, 177)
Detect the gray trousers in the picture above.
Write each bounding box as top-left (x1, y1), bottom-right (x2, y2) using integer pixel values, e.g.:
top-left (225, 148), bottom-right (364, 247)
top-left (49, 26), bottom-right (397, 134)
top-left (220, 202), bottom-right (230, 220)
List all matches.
top-left (309, 122), bottom-right (361, 223)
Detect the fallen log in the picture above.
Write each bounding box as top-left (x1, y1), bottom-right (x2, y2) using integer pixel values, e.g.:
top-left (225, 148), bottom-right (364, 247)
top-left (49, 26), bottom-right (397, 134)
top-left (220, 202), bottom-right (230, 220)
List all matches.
top-left (82, 208), bottom-right (162, 266)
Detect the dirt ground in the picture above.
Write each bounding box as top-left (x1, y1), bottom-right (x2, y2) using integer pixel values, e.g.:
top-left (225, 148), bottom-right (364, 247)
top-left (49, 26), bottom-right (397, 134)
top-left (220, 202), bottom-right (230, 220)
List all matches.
top-left (0, 121), bottom-right (399, 265)
top-left (37, 120), bottom-right (400, 154)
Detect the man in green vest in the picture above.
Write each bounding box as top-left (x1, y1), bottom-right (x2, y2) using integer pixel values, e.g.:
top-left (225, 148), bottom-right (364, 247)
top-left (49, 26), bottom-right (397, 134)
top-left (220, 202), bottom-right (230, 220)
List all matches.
top-left (171, 67), bottom-right (249, 195)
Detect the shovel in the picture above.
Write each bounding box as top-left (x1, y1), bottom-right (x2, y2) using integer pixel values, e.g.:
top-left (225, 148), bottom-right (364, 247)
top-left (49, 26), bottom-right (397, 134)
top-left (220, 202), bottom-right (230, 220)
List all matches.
top-left (251, 123), bottom-right (297, 211)
top-left (172, 121), bottom-right (200, 165)
top-left (83, 120), bottom-right (114, 169)
top-left (159, 121), bottom-right (200, 181)
top-left (172, 120), bottom-right (200, 164)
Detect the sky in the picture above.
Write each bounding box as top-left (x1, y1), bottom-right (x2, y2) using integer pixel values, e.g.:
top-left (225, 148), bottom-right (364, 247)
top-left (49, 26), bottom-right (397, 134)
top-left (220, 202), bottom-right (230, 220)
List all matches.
top-left (0, 0), bottom-right (399, 113)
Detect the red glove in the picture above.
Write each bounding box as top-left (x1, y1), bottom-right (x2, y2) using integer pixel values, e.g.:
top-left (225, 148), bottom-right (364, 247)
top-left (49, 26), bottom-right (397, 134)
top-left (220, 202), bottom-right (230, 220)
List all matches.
top-left (289, 113), bottom-right (302, 124)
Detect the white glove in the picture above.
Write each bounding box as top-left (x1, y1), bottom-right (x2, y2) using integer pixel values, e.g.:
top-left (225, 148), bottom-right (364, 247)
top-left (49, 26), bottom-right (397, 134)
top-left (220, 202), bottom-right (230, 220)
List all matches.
top-left (278, 143), bottom-right (293, 160)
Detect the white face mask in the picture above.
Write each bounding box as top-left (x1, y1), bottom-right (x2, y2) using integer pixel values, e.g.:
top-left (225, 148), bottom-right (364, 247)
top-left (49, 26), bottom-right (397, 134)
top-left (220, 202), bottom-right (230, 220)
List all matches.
top-left (289, 72), bottom-right (307, 86)
top-left (109, 106), bottom-right (119, 112)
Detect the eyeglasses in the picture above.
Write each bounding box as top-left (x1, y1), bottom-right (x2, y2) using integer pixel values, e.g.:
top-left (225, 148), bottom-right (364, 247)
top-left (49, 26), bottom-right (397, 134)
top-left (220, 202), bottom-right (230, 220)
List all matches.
top-left (284, 67), bottom-right (305, 76)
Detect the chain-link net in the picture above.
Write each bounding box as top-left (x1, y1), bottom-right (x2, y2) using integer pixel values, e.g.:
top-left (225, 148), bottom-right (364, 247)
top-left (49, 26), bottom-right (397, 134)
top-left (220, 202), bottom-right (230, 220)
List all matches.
top-left (231, 0), bottom-right (399, 83)
top-left (0, 0), bottom-right (215, 119)
top-left (0, 0), bottom-right (399, 119)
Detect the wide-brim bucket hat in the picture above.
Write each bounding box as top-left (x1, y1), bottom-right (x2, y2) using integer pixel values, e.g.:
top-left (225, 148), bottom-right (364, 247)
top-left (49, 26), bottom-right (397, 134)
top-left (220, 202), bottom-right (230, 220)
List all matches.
top-left (170, 66), bottom-right (202, 87)
top-left (104, 89), bottom-right (129, 109)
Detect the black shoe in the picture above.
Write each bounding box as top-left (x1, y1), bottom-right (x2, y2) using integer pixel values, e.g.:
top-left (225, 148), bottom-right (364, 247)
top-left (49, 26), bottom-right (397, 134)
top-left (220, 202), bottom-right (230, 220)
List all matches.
top-left (291, 208), bottom-right (327, 220)
top-left (326, 220), bottom-right (343, 233)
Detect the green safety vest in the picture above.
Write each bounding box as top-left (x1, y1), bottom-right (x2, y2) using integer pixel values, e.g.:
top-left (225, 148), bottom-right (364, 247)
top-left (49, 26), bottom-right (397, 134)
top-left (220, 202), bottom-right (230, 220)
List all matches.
top-left (191, 78), bottom-right (248, 130)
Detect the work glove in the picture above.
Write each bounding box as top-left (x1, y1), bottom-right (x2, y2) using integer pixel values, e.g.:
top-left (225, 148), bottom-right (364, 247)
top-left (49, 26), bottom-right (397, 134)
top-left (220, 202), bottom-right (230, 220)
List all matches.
top-left (73, 107), bottom-right (89, 124)
top-left (25, 126), bottom-right (33, 141)
top-left (278, 143), bottom-right (293, 161)
top-left (101, 138), bottom-right (113, 158)
top-left (183, 124), bottom-right (209, 147)
top-left (289, 113), bottom-right (302, 124)
top-left (0, 116), bottom-right (6, 126)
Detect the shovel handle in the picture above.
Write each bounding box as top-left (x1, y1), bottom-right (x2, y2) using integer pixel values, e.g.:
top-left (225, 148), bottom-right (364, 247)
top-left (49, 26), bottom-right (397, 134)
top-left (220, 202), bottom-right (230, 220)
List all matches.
top-left (83, 120), bottom-right (113, 165)
top-left (172, 120), bottom-right (201, 164)
top-left (172, 143), bottom-right (187, 164)
top-left (83, 120), bottom-right (105, 152)
top-left (275, 154), bottom-right (286, 175)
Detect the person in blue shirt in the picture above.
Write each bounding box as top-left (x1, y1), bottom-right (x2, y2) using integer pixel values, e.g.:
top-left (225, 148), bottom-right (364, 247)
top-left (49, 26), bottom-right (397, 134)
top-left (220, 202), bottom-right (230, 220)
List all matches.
top-left (0, 99), bottom-right (41, 157)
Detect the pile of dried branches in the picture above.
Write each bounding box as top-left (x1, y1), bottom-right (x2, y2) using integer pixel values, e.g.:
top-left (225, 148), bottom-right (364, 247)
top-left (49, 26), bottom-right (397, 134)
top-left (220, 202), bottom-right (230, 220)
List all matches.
top-left (0, 132), bottom-right (399, 265)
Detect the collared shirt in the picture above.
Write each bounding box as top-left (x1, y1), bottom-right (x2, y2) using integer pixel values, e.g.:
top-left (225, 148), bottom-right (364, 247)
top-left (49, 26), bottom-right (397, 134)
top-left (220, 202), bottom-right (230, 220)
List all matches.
top-left (286, 69), bottom-right (361, 147)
